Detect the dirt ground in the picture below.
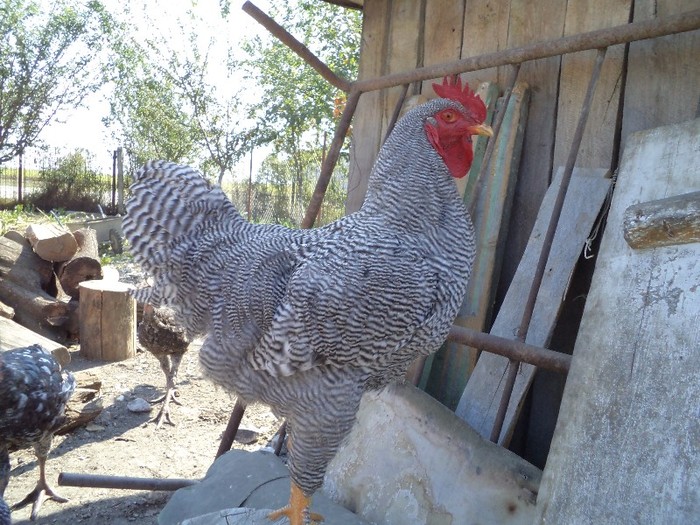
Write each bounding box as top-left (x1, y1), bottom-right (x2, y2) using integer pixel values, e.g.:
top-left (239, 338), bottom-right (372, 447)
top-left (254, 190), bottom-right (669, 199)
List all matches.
top-left (5, 340), bottom-right (281, 525)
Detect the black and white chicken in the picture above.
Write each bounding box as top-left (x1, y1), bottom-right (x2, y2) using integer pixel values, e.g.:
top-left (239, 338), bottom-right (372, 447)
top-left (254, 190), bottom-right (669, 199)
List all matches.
top-left (0, 345), bottom-right (75, 521)
top-left (137, 305), bottom-right (190, 427)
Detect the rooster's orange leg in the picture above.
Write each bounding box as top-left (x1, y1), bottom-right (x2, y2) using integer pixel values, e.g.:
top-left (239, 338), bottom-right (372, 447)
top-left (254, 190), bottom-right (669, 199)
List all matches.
top-left (267, 481), bottom-right (324, 525)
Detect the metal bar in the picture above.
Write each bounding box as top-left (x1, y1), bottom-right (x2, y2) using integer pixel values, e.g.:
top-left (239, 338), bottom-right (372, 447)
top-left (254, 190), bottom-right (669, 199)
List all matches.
top-left (301, 89), bottom-right (362, 228)
top-left (382, 83), bottom-right (411, 144)
top-left (446, 325), bottom-right (571, 374)
top-left (353, 10), bottom-right (700, 94)
top-left (58, 473), bottom-right (197, 491)
top-left (242, 1), bottom-right (352, 93)
top-left (216, 399), bottom-right (247, 458)
top-left (489, 48), bottom-right (608, 444)
top-left (489, 359), bottom-right (519, 442)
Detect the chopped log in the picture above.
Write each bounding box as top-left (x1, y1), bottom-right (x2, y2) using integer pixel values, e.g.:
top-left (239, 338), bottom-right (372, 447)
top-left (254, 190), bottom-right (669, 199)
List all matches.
top-left (56, 228), bottom-right (103, 299)
top-left (0, 278), bottom-right (69, 341)
top-left (55, 371), bottom-right (104, 435)
top-left (0, 236), bottom-right (54, 290)
top-left (25, 223), bottom-right (78, 262)
top-left (79, 280), bottom-right (136, 361)
top-left (65, 298), bottom-right (80, 340)
top-left (0, 299), bottom-right (14, 319)
top-left (622, 190), bottom-right (700, 249)
top-left (0, 316), bottom-right (71, 366)
top-left (3, 230), bottom-right (25, 244)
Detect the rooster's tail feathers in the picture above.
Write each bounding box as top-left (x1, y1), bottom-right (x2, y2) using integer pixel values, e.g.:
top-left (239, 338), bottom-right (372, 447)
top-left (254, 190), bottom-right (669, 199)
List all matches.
top-left (123, 160), bottom-right (244, 309)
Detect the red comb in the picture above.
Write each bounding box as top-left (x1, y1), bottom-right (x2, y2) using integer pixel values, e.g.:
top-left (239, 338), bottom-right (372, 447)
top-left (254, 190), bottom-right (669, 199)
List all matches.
top-left (432, 76), bottom-right (487, 123)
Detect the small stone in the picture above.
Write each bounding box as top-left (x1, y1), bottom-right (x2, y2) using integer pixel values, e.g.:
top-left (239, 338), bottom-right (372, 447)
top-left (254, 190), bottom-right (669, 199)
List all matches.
top-left (127, 398), bottom-right (152, 413)
top-left (85, 423), bottom-right (105, 432)
top-left (116, 395), bottom-right (125, 402)
top-left (235, 427), bottom-right (261, 445)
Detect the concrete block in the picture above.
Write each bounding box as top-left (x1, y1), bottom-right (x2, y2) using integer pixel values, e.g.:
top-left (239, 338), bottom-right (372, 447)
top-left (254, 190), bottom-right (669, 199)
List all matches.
top-left (323, 383), bottom-right (541, 525)
top-left (159, 449), bottom-right (368, 525)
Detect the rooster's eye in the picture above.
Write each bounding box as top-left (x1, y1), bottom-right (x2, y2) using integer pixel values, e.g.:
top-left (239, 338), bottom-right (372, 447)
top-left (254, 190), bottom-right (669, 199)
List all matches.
top-left (440, 110), bottom-right (458, 123)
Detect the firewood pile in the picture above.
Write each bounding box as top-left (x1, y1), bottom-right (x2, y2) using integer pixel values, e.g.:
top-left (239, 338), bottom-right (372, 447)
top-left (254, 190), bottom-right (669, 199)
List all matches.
top-left (1, 222), bottom-right (109, 431)
top-left (0, 222), bottom-right (103, 344)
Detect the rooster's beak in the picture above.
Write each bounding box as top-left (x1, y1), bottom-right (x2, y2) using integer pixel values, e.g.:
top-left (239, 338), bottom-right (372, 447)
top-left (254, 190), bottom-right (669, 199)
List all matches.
top-left (471, 123), bottom-right (494, 137)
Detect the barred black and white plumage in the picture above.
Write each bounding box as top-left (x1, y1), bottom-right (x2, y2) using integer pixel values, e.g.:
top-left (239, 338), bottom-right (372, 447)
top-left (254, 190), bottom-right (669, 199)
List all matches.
top-left (0, 344), bottom-right (76, 520)
top-left (123, 78), bottom-right (489, 523)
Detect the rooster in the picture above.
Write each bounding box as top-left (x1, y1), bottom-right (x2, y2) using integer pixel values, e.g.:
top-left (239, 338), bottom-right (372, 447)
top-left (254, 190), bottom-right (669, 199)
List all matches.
top-left (123, 76), bottom-right (491, 525)
top-left (0, 345), bottom-right (75, 521)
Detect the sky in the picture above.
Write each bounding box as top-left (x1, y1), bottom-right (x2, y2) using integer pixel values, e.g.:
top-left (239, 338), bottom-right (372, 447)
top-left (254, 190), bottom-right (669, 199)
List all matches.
top-left (38, 0), bottom-right (278, 175)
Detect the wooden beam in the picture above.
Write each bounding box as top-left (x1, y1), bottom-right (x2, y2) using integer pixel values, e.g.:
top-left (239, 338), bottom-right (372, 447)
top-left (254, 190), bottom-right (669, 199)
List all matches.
top-left (622, 190), bottom-right (700, 249)
top-left (456, 167), bottom-right (612, 445)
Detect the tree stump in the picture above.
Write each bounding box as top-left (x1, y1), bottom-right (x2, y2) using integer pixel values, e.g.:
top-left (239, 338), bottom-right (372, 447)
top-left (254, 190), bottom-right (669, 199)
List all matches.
top-left (79, 280), bottom-right (136, 361)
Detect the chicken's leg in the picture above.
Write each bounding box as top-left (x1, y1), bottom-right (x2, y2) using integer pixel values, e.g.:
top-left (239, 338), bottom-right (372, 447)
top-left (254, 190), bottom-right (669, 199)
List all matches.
top-left (150, 353), bottom-right (183, 428)
top-left (11, 437), bottom-right (68, 520)
top-left (267, 481), bottom-right (324, 525)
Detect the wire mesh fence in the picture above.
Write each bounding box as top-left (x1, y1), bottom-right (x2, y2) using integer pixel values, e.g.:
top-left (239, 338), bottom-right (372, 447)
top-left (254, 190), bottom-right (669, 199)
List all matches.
top-left (1, 149), bottom-right (348, 227)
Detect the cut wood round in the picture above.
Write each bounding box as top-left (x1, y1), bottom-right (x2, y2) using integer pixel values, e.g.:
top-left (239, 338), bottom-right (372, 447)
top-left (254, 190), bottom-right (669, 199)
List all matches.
top-left (56, 228), bottom-right (103, 299)
top-left (0, 236), bottom-right (54, 290)
top-left (79, 280), bottom-right (136, 361)
top-left (0, 278), bottom-right (70, 341)
top-left (25, 223), bottom-right (78, 262)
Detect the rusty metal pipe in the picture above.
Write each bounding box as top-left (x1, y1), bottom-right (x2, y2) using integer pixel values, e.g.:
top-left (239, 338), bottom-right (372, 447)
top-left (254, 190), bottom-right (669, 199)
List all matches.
top-left (447, 325), bottom-right (571, 374)
top-left (353, 10), bottom-right (700, 94)
top-left (301, 89), bottom-right (362, 228)
top-left (58, 473), bottom-right (197, 491)
top-left (489, 48), bottom-right (608, 444)
top-left (242, 1), bottom-right (351, 93)
top-left (216, 398), bottom-right (247, 458)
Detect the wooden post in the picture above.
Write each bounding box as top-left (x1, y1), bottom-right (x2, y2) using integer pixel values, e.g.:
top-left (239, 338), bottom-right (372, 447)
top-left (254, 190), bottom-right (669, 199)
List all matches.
top-left (117, 147), bottom-right (125, 214)
top-left (79, 280), bottom-right (135, 361)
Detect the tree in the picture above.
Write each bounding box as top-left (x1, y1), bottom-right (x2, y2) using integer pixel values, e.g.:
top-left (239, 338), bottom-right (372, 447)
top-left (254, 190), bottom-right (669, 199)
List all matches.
top-left (0, 0), bottom-right (114, 163)
top-left (239, 0), bottom-right (361, 208)
top-left (104, 37), bottom-right (201, 170)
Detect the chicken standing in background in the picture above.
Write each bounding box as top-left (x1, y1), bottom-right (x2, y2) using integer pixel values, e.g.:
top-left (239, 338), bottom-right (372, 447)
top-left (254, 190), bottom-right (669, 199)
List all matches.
top-left (123, 76), bottom-right (491, 525)
top-left (137, 304), bottom-right (190, 428)
top-left (0, 345), bottom-right (75, 521)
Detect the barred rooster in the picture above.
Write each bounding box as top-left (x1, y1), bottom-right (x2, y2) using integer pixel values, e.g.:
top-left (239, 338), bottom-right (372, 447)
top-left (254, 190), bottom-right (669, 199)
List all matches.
top-left (0, 345), bottom-right (75, 521)
top-left (123, 77), bottom-right (491, 525)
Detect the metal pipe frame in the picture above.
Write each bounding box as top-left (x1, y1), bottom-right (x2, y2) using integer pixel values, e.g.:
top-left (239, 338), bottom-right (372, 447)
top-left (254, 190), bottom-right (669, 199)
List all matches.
top-left (353, 9), bottom-right (700, 93)
top-left (58, 473), bottom-right (197, 491)
top-left (234, 3), bottom-right (699, 427)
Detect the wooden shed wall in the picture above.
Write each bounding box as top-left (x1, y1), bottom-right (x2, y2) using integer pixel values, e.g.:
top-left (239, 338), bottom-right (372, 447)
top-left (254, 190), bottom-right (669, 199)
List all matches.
top-left (349, 0), bottom-right (698, 277)
top-left (345, 0), bottom-right (699, 461)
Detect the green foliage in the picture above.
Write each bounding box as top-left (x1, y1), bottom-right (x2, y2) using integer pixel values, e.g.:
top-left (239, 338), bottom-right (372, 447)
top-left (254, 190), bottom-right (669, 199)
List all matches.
top-left (0, 0), bottom-right (116, 162)
top-left (237, 1), bottom-right (360, 223)
top-left (241, 1), bottom-right (361, 151)
top-left (27, 150), bottom-right (110, 212)
top-left (104, 35), bottom-right (200, 170)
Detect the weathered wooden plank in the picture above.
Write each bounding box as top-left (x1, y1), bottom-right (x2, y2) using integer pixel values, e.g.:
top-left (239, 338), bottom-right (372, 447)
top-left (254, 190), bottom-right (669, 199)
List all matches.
top-left (456, 167), bottom-right (611, 443)
top-left (623, 190), bottom-right (700, 249)
top-left (460, 0), bottom-right (511, 87)
top-left (420, 0), bottom-right (466, 97)
top-left (497, 0), bottom-right (567, 307)
top-left (379, 0), bottom-right (423, 141)
top-left (427, 82), bottom-right (530, 409)
top-left (0, 316), bottom-right (71, 366)
top-left (346, 0), bottom-right (390, 214)
top-left (552, 0), bottom-right (632, 170)
top-left (535, 118), bottom-right (700, 524)
top-left (456, 82), bottom-right (500, 202)
top-left (621, 0), bottom-right (700, 147)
